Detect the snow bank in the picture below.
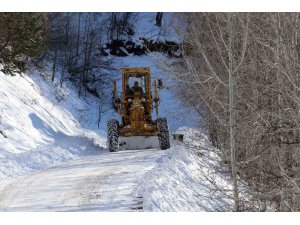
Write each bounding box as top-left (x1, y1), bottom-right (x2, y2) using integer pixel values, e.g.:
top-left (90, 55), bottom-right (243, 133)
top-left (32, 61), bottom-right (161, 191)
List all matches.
top-left (138, 127), bottom-right (234, 211)
top-left (0, 71), bottom-right (106, 188)
top-left (0, 73), bottom-right (75, 154)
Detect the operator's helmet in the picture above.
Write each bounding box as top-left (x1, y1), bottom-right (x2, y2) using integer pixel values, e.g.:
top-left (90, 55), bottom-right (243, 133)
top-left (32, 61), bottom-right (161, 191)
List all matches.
top-left (134, 81), bottom-right (139, 87)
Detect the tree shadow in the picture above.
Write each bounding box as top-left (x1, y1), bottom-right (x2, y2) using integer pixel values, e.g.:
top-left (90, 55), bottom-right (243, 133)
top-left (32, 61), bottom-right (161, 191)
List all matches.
top-left (29, 113), bottom-right (59, 138)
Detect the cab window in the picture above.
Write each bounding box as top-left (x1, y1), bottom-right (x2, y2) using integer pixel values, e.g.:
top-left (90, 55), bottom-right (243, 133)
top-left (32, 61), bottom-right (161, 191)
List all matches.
top-left (127, 76), bottom-right (146, 92)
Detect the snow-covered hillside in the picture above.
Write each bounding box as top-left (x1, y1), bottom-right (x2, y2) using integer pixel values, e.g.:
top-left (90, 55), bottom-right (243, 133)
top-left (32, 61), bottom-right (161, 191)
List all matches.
top-left (0, 71), bottom-right (106, 188)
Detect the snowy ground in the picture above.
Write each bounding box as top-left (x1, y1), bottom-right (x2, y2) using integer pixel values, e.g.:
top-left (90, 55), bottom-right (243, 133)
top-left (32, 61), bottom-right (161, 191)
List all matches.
top-left (0, 127), bottom-right (233, 211)
top-left (0, 70), bottom-right (233, 211)
top-left (0, 148), bottom-right (165, 211)
top-left (0, 13), bottom-right (234, 211)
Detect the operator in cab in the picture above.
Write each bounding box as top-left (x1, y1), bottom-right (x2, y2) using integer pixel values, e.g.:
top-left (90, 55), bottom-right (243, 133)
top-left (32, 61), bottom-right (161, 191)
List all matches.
top-left (131, 81), bottom-right (144, 96)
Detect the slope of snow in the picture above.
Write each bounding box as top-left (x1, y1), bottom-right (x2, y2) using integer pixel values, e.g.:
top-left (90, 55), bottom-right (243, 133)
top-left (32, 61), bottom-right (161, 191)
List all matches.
top-left (137, 127), bottom-right (234, 211)
top-left (0, 74), bottom-right (76, 154)
top-left (0, 71), bottom-right (106, 188)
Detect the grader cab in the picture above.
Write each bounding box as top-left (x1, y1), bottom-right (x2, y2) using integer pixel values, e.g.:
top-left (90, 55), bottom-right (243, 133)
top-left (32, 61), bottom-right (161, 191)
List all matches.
top-left (107, 67), bottom-right (170, 152)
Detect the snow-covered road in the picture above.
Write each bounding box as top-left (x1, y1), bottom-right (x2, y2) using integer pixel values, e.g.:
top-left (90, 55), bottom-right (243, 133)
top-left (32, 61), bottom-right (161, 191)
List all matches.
top-left (0, 10), bottom-right (236, 212)
top-left (0, 148), bottom-right (166, 211)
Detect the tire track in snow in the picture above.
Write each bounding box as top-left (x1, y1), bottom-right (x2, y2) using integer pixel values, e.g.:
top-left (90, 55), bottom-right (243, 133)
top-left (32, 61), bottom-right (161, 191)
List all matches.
top-left (0, 148), bottom-right (165, 211)
top-left (76, 168), bottom-right (119, 210)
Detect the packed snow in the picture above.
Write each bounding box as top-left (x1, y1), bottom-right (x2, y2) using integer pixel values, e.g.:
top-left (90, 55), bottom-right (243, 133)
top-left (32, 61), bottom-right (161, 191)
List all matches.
top-left (137, 128), bottom-right (234, 211)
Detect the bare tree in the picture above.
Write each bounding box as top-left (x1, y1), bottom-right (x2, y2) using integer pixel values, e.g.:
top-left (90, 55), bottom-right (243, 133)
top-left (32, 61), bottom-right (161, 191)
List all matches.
top-left (170, 12), bottom-right (300, 211)
top-left (47, 13), bottom-right (116, 99)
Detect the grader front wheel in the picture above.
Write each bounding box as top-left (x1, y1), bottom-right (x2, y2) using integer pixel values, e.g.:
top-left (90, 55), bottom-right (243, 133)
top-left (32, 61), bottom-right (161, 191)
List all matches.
top-left (157, 118), bottom-right (171, 150)
top-left (107, 119), bottom-right (120, 152)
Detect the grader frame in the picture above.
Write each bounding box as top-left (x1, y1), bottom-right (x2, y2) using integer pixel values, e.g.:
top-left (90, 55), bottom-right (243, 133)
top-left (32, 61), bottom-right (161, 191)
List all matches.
top-left (112, 67), bottom-right (159, 137)
top-left (107, 67), bottom-right (170, 151)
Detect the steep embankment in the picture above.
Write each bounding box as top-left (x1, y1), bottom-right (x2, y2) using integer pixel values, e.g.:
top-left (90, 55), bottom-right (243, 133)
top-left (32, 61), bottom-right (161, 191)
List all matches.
top-left (0, 72), bottom-right (105, 188)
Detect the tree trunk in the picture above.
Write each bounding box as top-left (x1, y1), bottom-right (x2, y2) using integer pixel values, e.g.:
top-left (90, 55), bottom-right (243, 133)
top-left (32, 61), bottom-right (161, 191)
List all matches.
top-left (155, 12), bottom-right (163, 27)
top-left (76, 13), bottom-right (81, 56)
top-left (228, 13), bottom-right (240, 212)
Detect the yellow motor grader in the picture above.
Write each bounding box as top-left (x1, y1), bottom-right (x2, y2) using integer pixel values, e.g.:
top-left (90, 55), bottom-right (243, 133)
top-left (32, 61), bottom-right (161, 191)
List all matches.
top-left (107, 67), bottom-right (170, 152)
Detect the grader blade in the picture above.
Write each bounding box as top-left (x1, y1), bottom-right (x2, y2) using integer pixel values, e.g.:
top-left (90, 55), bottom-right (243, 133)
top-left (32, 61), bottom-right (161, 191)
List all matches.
top-left (119, 136), bottom-right (160, 150)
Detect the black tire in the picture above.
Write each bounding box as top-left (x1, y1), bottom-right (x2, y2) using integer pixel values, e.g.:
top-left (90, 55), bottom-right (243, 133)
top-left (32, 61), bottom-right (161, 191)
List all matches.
top-left (157, 118), bottom-right (171, 150)
top-left (107, 119), bottom-right (119, 152)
